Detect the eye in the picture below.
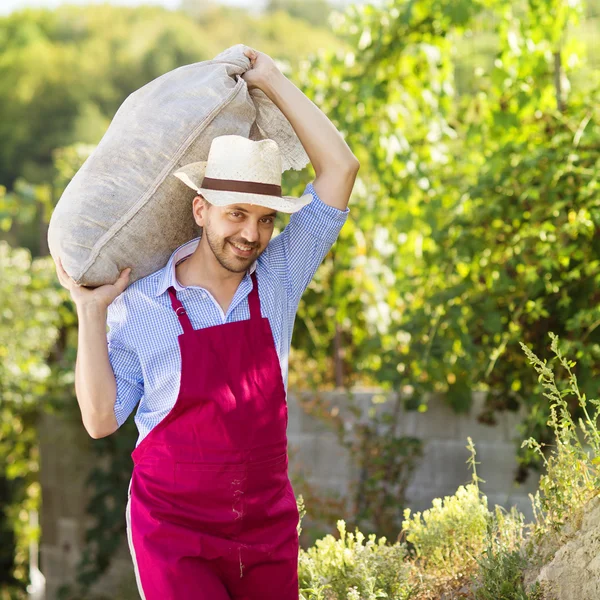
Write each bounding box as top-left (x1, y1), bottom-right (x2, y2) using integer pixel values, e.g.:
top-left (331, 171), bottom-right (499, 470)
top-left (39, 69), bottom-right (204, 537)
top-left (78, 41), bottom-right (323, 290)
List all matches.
top-left (229, 212), bottom-right (242, 218)
top-left (261, 217), bottom-right (275, 224)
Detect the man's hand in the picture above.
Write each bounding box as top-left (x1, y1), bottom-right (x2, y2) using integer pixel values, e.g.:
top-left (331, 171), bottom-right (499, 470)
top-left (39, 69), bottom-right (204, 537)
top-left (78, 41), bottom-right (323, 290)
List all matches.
top-left (55, 257), bottom-right (131, 311)
top-left (242, 48), bottom-right (283, 92)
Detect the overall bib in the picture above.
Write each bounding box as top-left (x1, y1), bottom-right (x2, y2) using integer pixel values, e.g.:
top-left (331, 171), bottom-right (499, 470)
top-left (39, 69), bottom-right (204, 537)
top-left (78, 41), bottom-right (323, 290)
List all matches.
top-left (126, 272), bottom-right (300, 599)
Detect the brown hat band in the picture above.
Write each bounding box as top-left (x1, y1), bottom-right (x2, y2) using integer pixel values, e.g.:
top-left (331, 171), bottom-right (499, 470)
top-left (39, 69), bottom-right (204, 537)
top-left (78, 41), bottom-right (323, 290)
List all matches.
top-left (200, 177), bottom-right (282, 197)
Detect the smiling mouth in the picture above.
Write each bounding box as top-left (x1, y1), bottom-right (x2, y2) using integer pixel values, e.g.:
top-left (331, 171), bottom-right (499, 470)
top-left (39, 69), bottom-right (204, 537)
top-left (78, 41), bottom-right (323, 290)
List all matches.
top-left (229, 241), bottom-right (256, 257)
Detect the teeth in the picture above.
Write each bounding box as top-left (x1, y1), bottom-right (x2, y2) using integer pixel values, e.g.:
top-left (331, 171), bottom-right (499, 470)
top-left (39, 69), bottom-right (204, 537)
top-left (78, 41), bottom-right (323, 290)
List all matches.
top-left (232, 242), bottom-right (252, 252)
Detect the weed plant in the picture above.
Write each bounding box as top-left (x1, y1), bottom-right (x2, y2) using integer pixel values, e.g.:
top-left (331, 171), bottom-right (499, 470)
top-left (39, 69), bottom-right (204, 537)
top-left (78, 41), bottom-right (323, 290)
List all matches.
top-left (520, 333), bottom-right (600, 551)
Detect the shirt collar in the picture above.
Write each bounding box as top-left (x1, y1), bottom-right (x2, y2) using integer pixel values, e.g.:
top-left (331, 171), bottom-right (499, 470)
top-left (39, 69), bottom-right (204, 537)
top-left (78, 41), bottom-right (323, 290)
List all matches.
top-left (155, 236), bottom-right (257, 297)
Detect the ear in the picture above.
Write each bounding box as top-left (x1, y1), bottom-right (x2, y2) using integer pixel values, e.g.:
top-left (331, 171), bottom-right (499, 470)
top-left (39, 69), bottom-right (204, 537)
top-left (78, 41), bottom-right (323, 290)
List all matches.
top-left (192, 195), bottom-right (209, 227)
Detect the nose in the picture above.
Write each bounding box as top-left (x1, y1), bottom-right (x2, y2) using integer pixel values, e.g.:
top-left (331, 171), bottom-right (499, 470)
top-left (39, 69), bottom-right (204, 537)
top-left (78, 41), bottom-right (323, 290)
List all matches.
top-left (240, 220), bottom-right (259, 243)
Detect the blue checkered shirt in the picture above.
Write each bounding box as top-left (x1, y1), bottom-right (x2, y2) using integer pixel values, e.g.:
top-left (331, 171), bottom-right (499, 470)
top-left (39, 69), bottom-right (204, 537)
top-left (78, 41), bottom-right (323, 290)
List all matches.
top-left (106, 183), bottom-right (348, 447)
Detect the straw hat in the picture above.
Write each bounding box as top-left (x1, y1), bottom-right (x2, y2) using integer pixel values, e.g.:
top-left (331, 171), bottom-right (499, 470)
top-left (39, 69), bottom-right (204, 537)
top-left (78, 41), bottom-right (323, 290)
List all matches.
top-left (173, 135), bottom-right (313, 214)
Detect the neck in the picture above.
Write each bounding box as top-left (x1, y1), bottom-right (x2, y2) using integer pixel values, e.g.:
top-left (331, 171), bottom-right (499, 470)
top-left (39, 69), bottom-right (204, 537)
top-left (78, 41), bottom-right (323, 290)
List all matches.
top-left (176, 237), bottom-right (247, 294)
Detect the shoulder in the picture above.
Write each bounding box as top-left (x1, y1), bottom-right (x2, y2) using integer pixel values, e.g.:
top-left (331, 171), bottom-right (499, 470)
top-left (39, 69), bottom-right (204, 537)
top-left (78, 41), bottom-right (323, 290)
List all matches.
top-left (107, 269), bottom-right (163, 328)
top-left (125, 268), bottom-right (163, 298)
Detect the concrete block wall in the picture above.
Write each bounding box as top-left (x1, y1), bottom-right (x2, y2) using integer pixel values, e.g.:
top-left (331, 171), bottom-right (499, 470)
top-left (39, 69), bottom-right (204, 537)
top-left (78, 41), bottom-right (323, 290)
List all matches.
top-left (39, 411), bottom-right (90, 600)
top-left (287, 390), bottom-right (539, 521)
top-left (38, 411), bottom-right (137, 600)
top-left (38, 390), bottom-right (539, 599)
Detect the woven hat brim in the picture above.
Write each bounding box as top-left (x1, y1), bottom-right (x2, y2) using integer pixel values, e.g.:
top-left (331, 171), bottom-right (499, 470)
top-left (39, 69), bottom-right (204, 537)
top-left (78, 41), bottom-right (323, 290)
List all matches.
top-left (173, 162), bottom-right (312, 214)
top-left (199, 189), bottom-right (313, 213)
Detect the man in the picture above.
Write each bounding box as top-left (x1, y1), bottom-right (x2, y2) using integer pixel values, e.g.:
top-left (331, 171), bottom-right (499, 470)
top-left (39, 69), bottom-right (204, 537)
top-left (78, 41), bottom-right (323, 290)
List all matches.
top-left (55, 48), bottom-right (359, 599)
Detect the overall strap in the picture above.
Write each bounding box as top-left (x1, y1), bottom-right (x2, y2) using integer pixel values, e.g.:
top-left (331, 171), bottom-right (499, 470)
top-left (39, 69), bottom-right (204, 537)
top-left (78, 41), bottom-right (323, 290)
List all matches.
top-left (167, 287), bottom-right (194, 334)
top-left (248, 272), bottom-right (262, 321)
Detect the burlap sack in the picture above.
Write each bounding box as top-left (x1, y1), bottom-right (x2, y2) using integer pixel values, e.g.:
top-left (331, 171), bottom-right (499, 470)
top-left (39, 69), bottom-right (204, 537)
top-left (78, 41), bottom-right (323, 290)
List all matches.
top-left (48, 44), bottom-right (309, 287)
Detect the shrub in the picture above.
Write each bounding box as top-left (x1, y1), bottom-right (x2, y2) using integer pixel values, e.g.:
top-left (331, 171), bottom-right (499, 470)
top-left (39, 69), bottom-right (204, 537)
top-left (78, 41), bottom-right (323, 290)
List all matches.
top-left (474, 544), bottom-right (542, 600)
top-left (401, 438), bottom-right (490, 588)
top-left (473, 506), bottom-right (541, 600)
top-left (298, 520), bottom-right (414, 600)
top-left (402, 483), bottom-right (488, 577)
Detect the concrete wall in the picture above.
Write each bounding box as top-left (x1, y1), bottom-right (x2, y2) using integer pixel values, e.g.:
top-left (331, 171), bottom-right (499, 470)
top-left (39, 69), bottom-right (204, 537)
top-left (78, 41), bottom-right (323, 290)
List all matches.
top-left (38, 411), bottom-right (137, 600)
top-left (38, 390), bottom-right (539, 599)
top-left (287, 390), bottom-right (539, 522)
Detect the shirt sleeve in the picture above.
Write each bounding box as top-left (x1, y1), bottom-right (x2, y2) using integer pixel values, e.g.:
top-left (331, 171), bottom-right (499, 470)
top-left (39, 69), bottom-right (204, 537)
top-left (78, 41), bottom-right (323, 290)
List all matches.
top-left (264, 182), bottom-right (349, 308)
top-left (106, 294), bottom-right (144, 428)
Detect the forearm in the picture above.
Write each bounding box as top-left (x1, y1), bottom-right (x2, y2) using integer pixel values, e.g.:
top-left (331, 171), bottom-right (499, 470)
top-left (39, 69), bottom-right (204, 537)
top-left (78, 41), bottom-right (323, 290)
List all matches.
top-left (74, 303), bottom-right (119, 439)
top-left (261, 72), bottom-right (359, 176)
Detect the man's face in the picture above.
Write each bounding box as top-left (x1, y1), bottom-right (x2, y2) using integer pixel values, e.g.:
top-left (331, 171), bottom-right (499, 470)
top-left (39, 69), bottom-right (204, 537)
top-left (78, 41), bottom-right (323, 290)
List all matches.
top-left (197, 198), bottom-right (277, 273)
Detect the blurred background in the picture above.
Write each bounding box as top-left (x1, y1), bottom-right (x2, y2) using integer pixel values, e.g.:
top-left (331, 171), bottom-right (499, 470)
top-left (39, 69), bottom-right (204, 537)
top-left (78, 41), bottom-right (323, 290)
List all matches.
top-left (0, 0), bottom-right (599, 598)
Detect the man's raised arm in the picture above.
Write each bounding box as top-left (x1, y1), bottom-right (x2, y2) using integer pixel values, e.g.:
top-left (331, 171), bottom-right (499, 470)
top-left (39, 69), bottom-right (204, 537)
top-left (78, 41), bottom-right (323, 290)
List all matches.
top-left (242, 49), bottom-right (360, 211)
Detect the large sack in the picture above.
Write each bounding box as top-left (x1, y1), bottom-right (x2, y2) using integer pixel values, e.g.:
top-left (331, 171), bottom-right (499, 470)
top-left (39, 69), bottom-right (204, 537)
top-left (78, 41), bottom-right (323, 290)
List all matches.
top-left (48, 44), bottom-right (309, 287)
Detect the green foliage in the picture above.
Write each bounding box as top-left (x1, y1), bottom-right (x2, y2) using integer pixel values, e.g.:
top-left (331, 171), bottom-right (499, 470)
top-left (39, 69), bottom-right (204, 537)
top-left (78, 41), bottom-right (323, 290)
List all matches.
top-left (399, 440), bottom-right (520, 598)
top-left (0, 6), bottom-right (210, 188)
top-left (0, 477), bottom-right (20, 596)
top-left (266, 0), bottom-right (334, 26)
top-left (298, 520), bottom-right (413, 600)
top-left (287, 0), bottom-right (507, 544)
top-left (520, 332), bottom-right (600, 547)
top-left (473, 331), bottom-right (600, 600)
top-left (183, 1), bottom-right (346, 66)
top-left (297, 494), bottom-right (307, 537)
top-left (410, 100), bottom-right (600, 462)
top-left (474, 547), bottom-right (540, 600)
top-left (472, 505), bottom-right (539, 600)
top-left (287, 0), bottom-right (600, 477)
top-left (402, 483), bottom-right (489, 576)
top-left (0, 241), bottom-right (72, 593)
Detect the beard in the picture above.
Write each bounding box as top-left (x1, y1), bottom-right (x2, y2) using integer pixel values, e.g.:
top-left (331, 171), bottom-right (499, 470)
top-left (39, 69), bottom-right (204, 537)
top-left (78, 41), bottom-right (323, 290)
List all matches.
top-left (203, 225), bottom-right (263, 274)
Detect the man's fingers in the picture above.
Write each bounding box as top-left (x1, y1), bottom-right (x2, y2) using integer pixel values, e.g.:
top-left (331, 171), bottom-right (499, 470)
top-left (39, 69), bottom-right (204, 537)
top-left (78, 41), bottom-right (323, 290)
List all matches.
top-left (55, 257), bottom-right (65, 276)
top-left (55, 258), bottom-right (69, 288)
top-left (244, 48), bottom-right (257, 64)
top-left (56, 257), bottom-right (71, 282)
top-left (114, 268), bottom-right (131, 294)
top-left (55, 257), bottom-right (78, 290)
top-left (55, 258), bottom-right (131, 297)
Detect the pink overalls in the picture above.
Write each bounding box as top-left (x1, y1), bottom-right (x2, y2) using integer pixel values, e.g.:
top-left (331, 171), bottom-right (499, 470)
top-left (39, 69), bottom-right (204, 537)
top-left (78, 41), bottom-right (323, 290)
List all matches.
top-left (126, 272), bottom-right (300, 599)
